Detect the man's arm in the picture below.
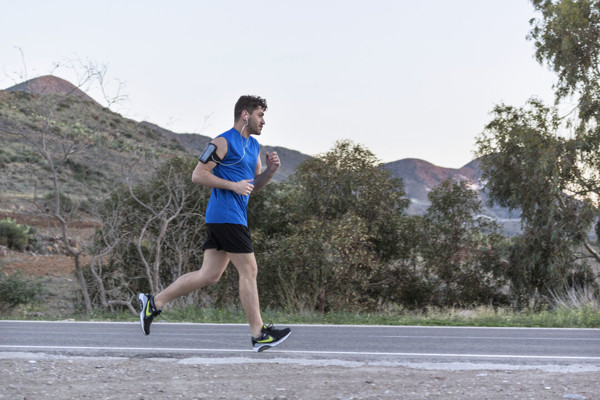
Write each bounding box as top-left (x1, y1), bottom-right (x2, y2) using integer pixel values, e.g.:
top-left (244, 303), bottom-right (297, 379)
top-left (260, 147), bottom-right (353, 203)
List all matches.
top-left (253, 151), bottom-right (280, 191)
top-left (192, 137), bottom-right (255, 196)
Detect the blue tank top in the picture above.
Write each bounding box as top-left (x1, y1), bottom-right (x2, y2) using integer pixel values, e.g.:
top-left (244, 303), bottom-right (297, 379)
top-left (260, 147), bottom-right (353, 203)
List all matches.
top-left (205, 128), bottom-right (260, 226)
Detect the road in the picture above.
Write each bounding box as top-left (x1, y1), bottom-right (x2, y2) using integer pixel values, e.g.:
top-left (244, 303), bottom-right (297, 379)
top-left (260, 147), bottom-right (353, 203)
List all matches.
top-left (1, 320), bottom-right (599, 368)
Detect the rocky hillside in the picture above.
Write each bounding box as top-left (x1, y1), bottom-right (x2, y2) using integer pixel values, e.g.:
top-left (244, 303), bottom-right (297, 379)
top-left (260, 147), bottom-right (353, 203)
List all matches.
top-left (1, 75), bottom-right (518, 233)
top-left (0, 81), bottom-right (187, 209)
top-left (384, 158), bottom-right (521, 234)
top-left (5, 75), bottom-right (97, 103)
top-left (0, 75), bottom-right (311, 215)
top-left (385, 158), bottom-right (480, 208)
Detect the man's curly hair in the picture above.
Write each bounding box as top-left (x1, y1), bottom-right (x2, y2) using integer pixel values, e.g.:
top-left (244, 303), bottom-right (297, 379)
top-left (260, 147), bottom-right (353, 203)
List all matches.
top-left (234, 95), bottom-right (268, 121)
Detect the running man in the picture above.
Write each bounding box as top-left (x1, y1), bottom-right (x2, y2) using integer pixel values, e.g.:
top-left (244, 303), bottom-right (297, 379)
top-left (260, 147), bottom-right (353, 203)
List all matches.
top-left (138, 95), bottom-right (291, 352)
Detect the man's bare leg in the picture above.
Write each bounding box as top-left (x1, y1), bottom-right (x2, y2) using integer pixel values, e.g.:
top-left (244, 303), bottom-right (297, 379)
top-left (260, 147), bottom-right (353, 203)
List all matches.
top-left (153, 249), bottom-right (230, 310)
top-left (228, 252), bottom-right (264, 338)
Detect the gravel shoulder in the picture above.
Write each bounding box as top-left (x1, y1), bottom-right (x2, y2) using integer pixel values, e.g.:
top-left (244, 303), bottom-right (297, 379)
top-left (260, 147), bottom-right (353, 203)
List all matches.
top-left (1, 353), bottom-right (597, 400)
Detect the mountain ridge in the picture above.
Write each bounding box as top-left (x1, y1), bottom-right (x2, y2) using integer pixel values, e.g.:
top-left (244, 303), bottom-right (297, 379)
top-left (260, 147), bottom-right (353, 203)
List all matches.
top-left (5, 75), bottom-right (97, 104)
top-left (1, 75), bottom-right (518, 233)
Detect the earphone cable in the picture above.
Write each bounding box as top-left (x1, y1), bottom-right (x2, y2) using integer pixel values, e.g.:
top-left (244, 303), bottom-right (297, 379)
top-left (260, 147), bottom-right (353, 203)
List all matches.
top-left (214, 121), bottom-right (249, 167)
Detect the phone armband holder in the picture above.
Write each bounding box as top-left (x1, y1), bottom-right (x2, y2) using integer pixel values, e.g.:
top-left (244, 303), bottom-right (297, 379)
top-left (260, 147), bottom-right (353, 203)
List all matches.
top-left (199, 143), bottom-right (221, 163)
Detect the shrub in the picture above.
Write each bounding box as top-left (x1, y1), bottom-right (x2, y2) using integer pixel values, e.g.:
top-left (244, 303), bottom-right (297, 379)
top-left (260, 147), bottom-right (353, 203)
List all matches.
top-left (0, 267), bottom-right (44, 312)
top-left (0, 218), bottom-right (33, 251)
top-left (43, 191), bottom-right (76, 216)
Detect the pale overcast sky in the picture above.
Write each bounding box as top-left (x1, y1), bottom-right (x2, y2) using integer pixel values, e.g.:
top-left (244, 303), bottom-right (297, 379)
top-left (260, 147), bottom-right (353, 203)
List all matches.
top-left (1, 0), bottom-right (557, 168)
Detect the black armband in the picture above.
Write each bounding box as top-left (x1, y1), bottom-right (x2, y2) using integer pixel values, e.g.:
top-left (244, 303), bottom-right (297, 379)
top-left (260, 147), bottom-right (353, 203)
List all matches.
top-left (198, 143), bottom-right (221, 163)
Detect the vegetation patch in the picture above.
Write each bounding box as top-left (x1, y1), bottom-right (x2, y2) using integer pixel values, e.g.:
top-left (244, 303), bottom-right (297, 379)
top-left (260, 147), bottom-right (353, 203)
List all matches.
top-left (0, 267), bottom-right (44, 313)
top-left (0, 218), bottom-right (35, 251)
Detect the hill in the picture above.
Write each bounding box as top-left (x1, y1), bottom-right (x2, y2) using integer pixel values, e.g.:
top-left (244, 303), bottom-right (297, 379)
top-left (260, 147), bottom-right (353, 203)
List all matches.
top-left (0, 75), bottom-right (310, 214)
top-left (1, 75), bottom-right (518, 233)
top-left (385, 158), bottom-right (521, 234)
top-left (5, 75), bottom-right (97, 103)
top-left (0, 76), bottom-right (187, 209)
top-left (385, 158), bottom-right (480, 207)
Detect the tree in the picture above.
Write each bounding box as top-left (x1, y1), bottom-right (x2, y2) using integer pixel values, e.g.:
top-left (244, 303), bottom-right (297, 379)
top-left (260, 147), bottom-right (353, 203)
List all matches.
top-left (476, 100), bottom-right (597, 304)
top-left (529, 0), bottom-right (600, 118)
top-left (473, 1), bottom-right (600, 305)
top-left (419, 179), bottom-right (508, 307)
top-left (85, 187), bottom-right (135, 312)
top-left (280, 139), bottom-right (409, 261)
top-left (529, 1), bottom-right (600, 240)
top-left (88, 157), bottom-right (211, 309)
top-left (251, 140), bottom-right (410, 312)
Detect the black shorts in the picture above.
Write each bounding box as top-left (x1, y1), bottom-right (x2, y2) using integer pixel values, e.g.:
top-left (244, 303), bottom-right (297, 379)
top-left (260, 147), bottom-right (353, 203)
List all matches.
top-left (202, 223), bottom-right (254, 254)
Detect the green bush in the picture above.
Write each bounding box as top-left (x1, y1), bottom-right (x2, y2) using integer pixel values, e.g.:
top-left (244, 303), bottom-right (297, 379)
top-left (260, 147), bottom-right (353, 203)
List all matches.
top-left (0, 268), bottom-right (44, 313)
top-left (0, 218), bottom-right (33, 251)
top-left (43, 191), bottom-right (76, 216)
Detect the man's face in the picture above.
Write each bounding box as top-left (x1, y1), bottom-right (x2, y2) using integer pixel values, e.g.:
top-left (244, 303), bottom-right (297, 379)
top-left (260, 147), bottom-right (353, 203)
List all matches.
top-left (247, 106), bottom-right (265, 135)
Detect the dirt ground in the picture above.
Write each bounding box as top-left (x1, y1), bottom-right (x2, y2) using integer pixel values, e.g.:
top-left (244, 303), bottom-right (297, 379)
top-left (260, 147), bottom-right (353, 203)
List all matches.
top-left (2, 250), bottom-right (86, 317)
top-left (0, 354), bottom-right (598, 400)
top-left (1, 211), bottom-right (95, 317)
top-left (2, 251), bottom-right (84, 276)
top-left (1, 212), bottom-right (598, 400)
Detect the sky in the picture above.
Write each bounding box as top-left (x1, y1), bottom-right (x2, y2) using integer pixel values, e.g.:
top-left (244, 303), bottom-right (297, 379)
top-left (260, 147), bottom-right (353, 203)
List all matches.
top-left (0, 1), bottom-right (558, 168)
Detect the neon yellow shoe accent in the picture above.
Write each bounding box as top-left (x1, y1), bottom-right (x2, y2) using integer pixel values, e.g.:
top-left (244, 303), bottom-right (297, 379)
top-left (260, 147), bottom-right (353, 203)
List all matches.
top-left (145, 301), bottom-right (153, 317)
top-left (257, 335), bottom-right (275, 343)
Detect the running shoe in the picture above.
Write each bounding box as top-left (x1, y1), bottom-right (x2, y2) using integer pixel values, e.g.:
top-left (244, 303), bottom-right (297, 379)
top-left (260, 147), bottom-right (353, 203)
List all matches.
top-left (138, 293), bottom-right (161, 335)
top-left (251, 324), bottom-right (292, 352)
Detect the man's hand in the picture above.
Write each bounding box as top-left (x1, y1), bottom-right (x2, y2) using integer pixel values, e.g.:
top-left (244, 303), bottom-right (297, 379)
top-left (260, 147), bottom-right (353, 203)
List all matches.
top-left (253, 151), bottom-right (281, 192)
top-left (232, 179), bottom-right (254, 196)
top-left (266, 151), bottom-right (281, 172)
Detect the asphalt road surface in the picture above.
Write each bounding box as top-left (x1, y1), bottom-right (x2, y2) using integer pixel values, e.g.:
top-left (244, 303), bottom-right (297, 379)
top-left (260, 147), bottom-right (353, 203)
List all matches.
top-left (1, 321), bottom-right (599, 368)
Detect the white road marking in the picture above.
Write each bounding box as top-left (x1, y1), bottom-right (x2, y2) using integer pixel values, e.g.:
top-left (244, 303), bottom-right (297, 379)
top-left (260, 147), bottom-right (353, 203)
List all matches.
top-left (379, 335), bottom-right (600, 341)
top-left (1, 344), bottom-right (599, 361)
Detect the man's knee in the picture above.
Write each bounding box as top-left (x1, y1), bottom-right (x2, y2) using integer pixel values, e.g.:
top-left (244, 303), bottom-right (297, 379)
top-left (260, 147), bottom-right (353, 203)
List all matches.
top-left (196, 266), bottom-right (224, 286)
top-left (229, 253), bottom-right (258, 279)
top-left (238, 262), bottom-right (258, 280)
top-left (204, 272), bottom-right (222, 285)
top-left (197, 250), bottom-right (229, 285)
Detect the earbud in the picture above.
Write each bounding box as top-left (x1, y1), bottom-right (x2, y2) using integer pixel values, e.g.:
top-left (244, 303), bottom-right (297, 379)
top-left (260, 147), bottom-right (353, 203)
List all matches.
top-left (244, 114), bottom-right (248, 122)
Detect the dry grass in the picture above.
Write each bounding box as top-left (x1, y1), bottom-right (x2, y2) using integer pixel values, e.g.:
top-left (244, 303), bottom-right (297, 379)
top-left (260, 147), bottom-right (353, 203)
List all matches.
top-left (548, 285), bottom-right (600, 311)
